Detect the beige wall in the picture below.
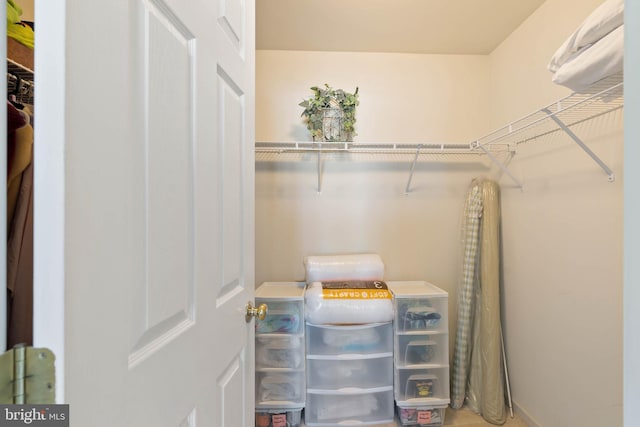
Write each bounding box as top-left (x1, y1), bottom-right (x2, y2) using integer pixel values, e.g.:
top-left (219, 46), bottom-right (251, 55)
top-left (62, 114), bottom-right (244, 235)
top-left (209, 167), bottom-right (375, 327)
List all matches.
top-left (490, 0), bottom-right (623, 426)
top-left (256, 51), bottom-right (493, 290)
top-left (257, 51), bottom-right (492, 144)
top-left (256, 51), bottom-right (492, 361)
top-left (624, 1), bottom-right (640, 423)
top-left (255, 1), bottom-right (624, 425)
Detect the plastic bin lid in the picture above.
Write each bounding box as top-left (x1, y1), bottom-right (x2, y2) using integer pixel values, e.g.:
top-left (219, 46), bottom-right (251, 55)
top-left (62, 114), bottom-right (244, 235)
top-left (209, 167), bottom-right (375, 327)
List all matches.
top-left (256, 282), bottom-right (306, 299)
top-left (386, 281), bottom-right (448, 298)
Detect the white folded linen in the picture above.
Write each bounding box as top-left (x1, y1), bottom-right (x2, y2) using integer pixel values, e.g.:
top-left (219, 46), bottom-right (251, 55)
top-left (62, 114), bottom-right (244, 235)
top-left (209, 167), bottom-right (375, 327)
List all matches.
top-left (551, 24), bottom-right (623, 92)
top-left (548, 0), bottom-right (624, 73)
top-left (304, 253), bottom-right (385, 284)
top-left (304, 281), bottom-right (394, 324)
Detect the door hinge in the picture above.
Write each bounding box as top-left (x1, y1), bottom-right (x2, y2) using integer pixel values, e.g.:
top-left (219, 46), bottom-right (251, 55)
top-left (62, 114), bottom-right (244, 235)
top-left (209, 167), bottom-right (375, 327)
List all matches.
top-left (0, 345), bottom-right (56, 404)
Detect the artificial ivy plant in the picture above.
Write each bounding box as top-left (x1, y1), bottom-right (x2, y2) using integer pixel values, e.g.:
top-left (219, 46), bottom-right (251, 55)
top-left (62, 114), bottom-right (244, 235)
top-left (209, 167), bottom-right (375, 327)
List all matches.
top-left (299, 84), bottom-right (359, 141)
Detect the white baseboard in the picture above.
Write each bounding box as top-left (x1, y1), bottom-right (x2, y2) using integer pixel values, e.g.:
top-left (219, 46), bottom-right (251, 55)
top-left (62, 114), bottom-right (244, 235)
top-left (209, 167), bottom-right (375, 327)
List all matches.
top-left (512, 400), bottom-right (543, 427)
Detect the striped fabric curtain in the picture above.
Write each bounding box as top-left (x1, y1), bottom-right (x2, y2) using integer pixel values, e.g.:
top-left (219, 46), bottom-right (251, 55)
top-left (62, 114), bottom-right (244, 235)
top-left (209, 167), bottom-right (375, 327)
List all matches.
top-left (450, 179), bottom-right (506, 425)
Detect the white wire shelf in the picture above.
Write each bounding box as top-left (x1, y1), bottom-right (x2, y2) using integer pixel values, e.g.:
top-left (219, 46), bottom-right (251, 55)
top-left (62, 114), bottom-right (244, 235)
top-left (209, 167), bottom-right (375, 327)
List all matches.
top-left (255, 141), bottom-right (512, 155)
top-left (255, 141), bottom-right (514, 193)
top-left (256, 73), bottom-right (624, 191)
top-left (7, 58), bottom-right (35, 105)
top-left (473, 73), bottom-right (623, 148)
top-left (472, 72), bottom-right (623, 184)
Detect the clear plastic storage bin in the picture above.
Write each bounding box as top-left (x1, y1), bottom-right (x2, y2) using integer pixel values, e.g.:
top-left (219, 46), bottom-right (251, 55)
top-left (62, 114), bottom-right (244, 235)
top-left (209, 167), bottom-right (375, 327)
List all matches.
top-left (305, 322), bottom-right (393, 356)
top-left (305, 386), bottom-right (394, 426)
top-left (256, 335), bottom-right (305, 370)
top-left (396, 333), bottom-right (448, 367)
top-left (256, 370), bottom-right (305, 406)
top-left (306, 353), bottom-right (393, 390)
top-left (255, 300), bottom-right (303, 334)
top-left (395, 298), bottom-right (447, 333)
top-left (395, 367), bottom-right (450, 402)
top-left (255, 407), bottom-right (303, 427)
top-left (396, 404), bottom-right (447, 426)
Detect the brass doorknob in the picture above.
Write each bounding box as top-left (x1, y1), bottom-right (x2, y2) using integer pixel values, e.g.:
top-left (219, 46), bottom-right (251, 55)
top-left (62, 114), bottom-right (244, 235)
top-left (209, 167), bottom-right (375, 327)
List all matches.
top-left (246, 302), bottom-right (268, 322)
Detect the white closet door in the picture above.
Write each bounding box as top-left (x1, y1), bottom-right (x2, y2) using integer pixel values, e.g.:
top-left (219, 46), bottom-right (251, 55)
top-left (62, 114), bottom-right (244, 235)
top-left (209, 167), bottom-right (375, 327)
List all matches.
top-left (33, 0), bottom-right (255, 425)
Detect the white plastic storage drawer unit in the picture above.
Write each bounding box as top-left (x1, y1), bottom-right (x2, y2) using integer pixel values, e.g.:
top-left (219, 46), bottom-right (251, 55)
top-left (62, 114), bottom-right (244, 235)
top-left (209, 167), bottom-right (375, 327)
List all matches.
top-left (388, 281), bottom-right (450, 409)
top-left (255, 282), bottom-right (306, 411)
top-left (305, 321), bottom-right (394, 425)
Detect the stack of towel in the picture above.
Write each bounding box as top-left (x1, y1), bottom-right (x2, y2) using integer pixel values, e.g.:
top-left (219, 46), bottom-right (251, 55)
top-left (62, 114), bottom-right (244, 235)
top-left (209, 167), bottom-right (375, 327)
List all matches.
top-left (548, 0), bottom-right (624, 92)
top-left (303, 253), bottom-right (394, 324)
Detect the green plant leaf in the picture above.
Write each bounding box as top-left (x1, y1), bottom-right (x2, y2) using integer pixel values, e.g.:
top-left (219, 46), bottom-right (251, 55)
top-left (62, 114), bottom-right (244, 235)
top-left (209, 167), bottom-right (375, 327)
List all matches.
top-left (300, 84), bottom-right (359, 141)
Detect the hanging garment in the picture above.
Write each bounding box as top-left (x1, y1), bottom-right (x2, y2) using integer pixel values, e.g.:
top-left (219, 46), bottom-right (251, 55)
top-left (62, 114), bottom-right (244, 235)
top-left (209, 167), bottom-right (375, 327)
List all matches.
top-left (7, 102), bottom-right (31, 229)
top-left (6, 101), bottom-right (35, 348)
top-left (6, 158), bottom-right (33, 348)
top-left (7, 120), bottom-right (33, 230)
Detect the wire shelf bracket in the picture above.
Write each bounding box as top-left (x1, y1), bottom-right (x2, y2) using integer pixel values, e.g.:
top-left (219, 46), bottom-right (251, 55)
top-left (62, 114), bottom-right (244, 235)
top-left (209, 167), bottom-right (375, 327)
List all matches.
top-left (470, 141), bottom-right (523, 189)
top-left (541, 107), bottom-right (615, 182)
top-left (404, 144), bottom-right (423, 194)
top-left (316, 149), bottom-right (323, 193)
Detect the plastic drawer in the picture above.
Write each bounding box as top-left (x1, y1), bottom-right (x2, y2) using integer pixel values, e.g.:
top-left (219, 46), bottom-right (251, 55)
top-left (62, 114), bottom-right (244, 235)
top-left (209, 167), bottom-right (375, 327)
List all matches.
top-left (256, 371), bottom-right (305, 406)
top-left (394, 297), bottom-right (448, 333)
top-left (306, 322), bottom-right (393, 356)
top-left (255, 407), bottom-right (303, 427)
top-left (256, 335), bottom-right (305, 370)
top-left (305, 386), bottom-right (394, 426)
top-left (396, 404), bottom-right (447, 426)
top-left (395, 333), bottom-right (448, 367)
top-left (395, 367), bottom-right (450, 402)
top-left (255, 300), bottom-right (304, 334)
top-left (306, 353), bottom-right (393, 390)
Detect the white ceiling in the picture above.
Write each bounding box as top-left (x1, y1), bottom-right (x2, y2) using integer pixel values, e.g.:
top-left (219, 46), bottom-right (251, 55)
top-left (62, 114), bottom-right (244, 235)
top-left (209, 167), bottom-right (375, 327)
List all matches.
top-left (256, 0), bottom-right (546, 55)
